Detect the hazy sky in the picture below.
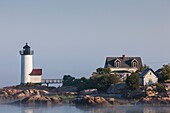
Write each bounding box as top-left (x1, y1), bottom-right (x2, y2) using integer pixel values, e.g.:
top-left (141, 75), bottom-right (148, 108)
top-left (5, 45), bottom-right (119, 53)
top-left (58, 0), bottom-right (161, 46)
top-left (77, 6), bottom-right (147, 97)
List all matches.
top-left (0, 0), bottom-right (169, 87)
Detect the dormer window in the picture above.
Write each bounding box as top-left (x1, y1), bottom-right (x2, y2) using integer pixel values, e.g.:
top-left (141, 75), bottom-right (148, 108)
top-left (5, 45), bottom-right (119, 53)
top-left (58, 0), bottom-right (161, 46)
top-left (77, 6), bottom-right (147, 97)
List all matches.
top-left (131, 59), bottom-right (138, 68)
top-left (132, 62), bottom-right (137, 67)
top-left (116, 62), bottom-right (120, 67)
top-left (114, 59), bottom-right (121, 68)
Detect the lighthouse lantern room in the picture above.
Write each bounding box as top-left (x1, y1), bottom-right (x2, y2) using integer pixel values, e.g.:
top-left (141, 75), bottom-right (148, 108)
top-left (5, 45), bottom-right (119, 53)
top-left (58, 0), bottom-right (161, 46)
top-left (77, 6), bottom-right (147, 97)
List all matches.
top-left (20, 43), bottom-right (42, 84)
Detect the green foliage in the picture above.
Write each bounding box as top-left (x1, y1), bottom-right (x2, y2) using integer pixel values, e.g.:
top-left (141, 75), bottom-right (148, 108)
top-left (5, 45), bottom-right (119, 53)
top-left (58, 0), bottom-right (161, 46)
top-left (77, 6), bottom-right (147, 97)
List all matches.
top-left (74, 77), bottom-right (90, 91)
top-left (62, 71), bottom-right (120, 92)
top-left (138, 65), bottom-right (149, 73)
top-left (62, 75), bottom-right (75, 86)
top-left (91, 74), bottom-right (120, 92)
top-left (126, 72), bottom-right (140, 90)
top-left (96, 67), bottom-right (111, 74)
top-left (110, 74), bottom-right (120, 85)
top-left (158, 65), bottom-right (170, 83)
top-left (62, 75), bottom-right (90, 91)
top-left (154, 83), bottom-right (166, 93)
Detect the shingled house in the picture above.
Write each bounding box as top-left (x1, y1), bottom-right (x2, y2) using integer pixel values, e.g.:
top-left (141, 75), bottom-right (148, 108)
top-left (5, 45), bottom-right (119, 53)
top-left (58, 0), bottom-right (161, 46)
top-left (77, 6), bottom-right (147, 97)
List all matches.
top-left (104, 55), bottom-right (143, 81)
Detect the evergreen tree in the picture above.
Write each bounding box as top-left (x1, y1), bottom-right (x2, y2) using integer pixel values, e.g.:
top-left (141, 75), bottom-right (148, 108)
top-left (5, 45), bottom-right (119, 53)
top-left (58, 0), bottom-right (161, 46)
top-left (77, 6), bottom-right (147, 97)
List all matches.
top-left (96, 67), bottom-right (111, 74)
top-left (62, 75), bottom-right (75, 86)
top-left (126, 72), bottom-right (140, 90)
top-left (158, 64), bottom-right (170, 83)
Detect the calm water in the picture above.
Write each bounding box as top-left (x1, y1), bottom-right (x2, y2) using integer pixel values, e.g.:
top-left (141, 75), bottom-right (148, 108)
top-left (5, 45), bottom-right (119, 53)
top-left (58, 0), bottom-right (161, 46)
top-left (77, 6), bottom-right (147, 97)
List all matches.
top-left (0, 104), bottom-right (170, 113)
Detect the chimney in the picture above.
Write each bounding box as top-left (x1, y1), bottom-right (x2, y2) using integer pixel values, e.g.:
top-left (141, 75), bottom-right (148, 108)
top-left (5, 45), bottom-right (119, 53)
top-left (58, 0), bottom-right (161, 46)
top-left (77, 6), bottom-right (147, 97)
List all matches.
top-left (122, 54), bottom-right (125, 60)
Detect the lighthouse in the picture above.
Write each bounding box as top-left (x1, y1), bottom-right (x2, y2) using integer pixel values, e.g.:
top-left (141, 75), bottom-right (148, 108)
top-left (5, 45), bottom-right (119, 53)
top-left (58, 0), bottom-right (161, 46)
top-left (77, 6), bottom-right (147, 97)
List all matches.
top-left (20, 43), bottom-right (42, 84)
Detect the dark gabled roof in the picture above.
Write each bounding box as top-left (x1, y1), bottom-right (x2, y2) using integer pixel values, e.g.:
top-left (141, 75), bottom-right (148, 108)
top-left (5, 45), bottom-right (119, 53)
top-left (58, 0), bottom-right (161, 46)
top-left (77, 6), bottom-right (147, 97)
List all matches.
top-left (140, 68), bottom-right (155, 78)
top-left (155, 68), bottom-right (163, 77)
top-left (155, 68), bottom-right (162, 73)
top-left (29, 69), bottom-right (42, 76)
top-left (104, 55), bottom-right (142, 69)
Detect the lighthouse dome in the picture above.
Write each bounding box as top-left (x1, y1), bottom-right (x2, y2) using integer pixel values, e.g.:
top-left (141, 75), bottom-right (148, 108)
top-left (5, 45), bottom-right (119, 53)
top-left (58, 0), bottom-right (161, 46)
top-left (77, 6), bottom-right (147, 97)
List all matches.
top-left (23, 43), bottom-right (30, 49)
top-left (20, 43), bottom-right (33, 55)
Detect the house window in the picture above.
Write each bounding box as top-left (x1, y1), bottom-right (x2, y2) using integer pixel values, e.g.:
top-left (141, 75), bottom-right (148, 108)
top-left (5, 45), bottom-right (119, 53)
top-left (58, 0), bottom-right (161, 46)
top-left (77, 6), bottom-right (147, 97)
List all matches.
top-left (115, 62), bottom-right (120, 68)
top-left (132, 62), bottom-right (137, 67)
top-left (131, 59), bottom-right (138, 68)
top-left (114, 59), bottom-right (121, 68)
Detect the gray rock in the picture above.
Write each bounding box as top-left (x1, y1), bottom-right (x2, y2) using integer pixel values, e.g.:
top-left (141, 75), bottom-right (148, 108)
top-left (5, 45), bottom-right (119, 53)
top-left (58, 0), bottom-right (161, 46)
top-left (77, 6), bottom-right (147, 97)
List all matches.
top-left (137, 97), bottom-right (170, 104)
top-left (56, 86), bottom-right (77, 93)
top-left (79, 89), bottom-right (98, 95)
top-left (20, 95), bottom-right (61, 105)
top-left (107, 83), bottom-right (127, 94)
top-left (0, 89), bottom-right (50, 104)
top-left (73, 95), bottom-right (109, 106)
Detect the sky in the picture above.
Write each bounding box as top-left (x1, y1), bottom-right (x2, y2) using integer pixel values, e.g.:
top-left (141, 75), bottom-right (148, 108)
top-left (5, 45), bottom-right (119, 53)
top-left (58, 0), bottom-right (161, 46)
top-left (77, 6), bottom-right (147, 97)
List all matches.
top-left (0, 0), bottom-right (169, 87)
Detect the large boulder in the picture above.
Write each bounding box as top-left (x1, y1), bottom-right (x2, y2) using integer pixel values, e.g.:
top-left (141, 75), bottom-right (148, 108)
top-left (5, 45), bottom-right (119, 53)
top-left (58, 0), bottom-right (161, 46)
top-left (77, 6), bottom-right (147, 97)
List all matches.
top-left (0, 89), bottom-right (50, 104)
top-left (94, 96), bottom-right (108, 104)
top-left (122, 90), bottom-right (146, 99)
top-left (106, 98), bottom-right (115, 104)
top-left (0, 90), bottom-right (8, 96)
top-left (56, 86), bottom-right (77, 93)
top-left (138, 97), bottom-right (170, 104)
top-left (146, 86), bottom-right (158, 97)
top-left (79, 89), bottom-right (98, 95)
top-left (0, 88), bottom-right (20, 96)
top-left (107, 83), bottom-right (127, 94)
top-left (21, 95), bottom-right (51, 105)
top-left (20, 95), bottom-right (61, 105)
top-left (73, 95), bottom-right (109, 106)
top-left (50, 96), bottom-right (61, 103)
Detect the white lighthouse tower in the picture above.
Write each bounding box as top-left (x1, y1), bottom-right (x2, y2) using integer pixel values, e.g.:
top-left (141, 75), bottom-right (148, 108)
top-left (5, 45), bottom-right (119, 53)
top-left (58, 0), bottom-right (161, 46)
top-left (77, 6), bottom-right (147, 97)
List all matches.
top-left (20, 43), bottom-right (34, 84)
top-left (20, 43), bottom-right (42, 84)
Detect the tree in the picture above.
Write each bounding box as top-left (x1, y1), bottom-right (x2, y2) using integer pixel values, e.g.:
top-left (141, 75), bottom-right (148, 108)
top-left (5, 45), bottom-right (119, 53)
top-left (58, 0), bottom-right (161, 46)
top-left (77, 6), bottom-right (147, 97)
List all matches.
top-left (158, 64), bottom-right (170, 83)
top-left (63, 75), bottom-right (90, 91)
top-left (138, 65), bottom-right (149, 73)
top-left (62, 75), bottom-right (75, 86)
top-left (126, 72), bottom-right (140, 90)
top-left (62, 67), bottom-right (120, 92)
top-left (109, 74), bottom-right (120, 85)
top-left (90, 74), bottom-right (120, 92)
top-left (76, 77), bottom-right (90, 91)
top-left (96, 67), bottom-right (111, 74)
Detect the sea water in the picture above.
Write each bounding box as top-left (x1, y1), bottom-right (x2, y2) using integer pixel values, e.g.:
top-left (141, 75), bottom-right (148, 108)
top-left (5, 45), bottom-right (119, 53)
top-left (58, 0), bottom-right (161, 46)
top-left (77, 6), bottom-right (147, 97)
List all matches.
top-left (0, 104), bottom-right (170, 113)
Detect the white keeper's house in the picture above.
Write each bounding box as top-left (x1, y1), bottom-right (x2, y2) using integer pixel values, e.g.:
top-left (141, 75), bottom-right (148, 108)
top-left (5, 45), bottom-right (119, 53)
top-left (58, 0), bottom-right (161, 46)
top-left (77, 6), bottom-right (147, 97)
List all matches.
top-left (140, 68), bottom-right (158, 86)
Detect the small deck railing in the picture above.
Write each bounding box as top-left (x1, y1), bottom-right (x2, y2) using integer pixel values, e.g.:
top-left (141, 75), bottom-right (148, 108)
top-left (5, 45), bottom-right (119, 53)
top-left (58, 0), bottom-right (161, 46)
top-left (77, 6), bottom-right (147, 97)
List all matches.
top-left (41, 79), bottom-right (63, 84)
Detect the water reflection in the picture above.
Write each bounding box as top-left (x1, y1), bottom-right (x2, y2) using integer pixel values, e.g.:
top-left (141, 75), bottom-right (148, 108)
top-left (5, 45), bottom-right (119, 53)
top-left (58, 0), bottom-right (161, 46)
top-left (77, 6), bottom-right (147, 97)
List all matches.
top-left (75, 105), bottom-right (170, 113)
top-left (21, 105), bottom-right (48, 113)
top-left (1, 104), bottom-right (170, 113)
top-left (22, 109), bottom-right (33, 113)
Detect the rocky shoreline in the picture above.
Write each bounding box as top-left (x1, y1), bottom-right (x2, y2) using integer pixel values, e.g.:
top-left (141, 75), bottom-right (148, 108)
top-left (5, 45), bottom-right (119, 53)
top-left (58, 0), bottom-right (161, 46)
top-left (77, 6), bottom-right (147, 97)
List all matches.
top-left (0, 85), bottom-right (170, 106)
top-left (0, 85), bottom-right (61, 105)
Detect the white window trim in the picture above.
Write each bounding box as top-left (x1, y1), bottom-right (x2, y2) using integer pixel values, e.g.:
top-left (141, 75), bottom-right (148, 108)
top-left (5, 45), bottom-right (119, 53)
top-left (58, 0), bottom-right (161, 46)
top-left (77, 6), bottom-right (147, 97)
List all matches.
top-left (131, 59), bottom-right (138, 68)
top-left (114, 59), bottom-right (121, 68)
